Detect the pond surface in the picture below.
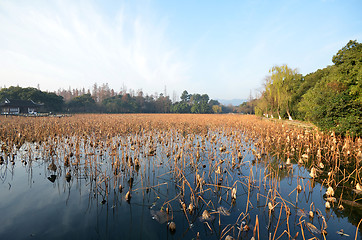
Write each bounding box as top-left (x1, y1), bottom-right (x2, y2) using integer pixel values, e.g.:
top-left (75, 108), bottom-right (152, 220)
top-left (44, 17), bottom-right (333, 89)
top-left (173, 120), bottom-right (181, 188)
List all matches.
top-left (0, 129), bottom-right (361, 239)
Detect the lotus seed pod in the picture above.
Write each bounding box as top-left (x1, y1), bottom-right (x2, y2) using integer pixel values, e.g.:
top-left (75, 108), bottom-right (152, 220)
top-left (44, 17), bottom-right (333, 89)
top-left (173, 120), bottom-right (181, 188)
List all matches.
top-left (168, 221), bottom-right (176, 232)
top-left (326, 186), bottom-right (334, 197)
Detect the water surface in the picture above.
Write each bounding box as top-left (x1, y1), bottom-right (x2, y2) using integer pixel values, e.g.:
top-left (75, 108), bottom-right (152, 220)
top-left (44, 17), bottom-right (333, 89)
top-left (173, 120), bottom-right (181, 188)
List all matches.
top-left (1, 130), bottom-right (361, 239)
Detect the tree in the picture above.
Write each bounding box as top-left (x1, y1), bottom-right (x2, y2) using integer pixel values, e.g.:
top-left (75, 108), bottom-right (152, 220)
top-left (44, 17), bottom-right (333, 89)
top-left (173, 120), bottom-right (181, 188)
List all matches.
top-left (212, 105), bottom-right (222, 113)
top-left (155, 94), bottom-right (172, 113)
top-left (67, 94), bottom-right (96, 113)
top-left (0, 86), bottom-right (64, 112)
top-left (208, 99), bottom-right (220, 106)
top-left (180, 90), bottom-right (191, 103)
top-left (171, 102), bottom-right (190, 113)
top-left (255, 65), bottom-right (301, 120)
top-left (332, 40), bottom-right (360, 66)
top-left (268, 65), bottom-right (301, 120)
top-left (239, 99), bottom-right (257, 114)
top-left (298, 40), bottom-right (362, 136)
top-left (189, 93), bottom-right (211, 113)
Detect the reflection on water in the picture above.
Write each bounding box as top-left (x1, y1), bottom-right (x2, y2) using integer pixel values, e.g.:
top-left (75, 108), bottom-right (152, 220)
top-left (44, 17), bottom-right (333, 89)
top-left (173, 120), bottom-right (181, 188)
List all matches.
top-left (0, 129), bottom-right (361, 240)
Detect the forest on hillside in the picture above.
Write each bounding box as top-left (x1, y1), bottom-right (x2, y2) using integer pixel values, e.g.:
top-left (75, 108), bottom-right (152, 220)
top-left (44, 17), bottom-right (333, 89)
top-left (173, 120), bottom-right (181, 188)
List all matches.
top-left (253, 40), bottom-right (361, 136)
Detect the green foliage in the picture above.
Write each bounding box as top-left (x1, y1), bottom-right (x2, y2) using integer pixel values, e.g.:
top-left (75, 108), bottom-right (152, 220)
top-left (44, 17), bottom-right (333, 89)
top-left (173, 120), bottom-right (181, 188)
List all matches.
top-left (155, 94), bottom-right (172, 113)
top-left (191, 102), bottom-right (211, 113)
top-left (332, 40), bottom-right (360, 66)
top-left (171, 102), bottom-right (190, 113)
top-left (212, 105), bottom-right (222, 113)
top-left (180, 90), bottom-right (191, 102)
top-left (255, 65), bottom-right (302, 119)
top-left (255, 40), bottom-right (362, 136)
top-left (102, 94), bottom-right (141, 113)
top-left (239, 99), bottom-right (257, 114)
top-left (171, 91), bottom-right (218, 114)
top-left (299, 40), bottom-right (361, 136)
top-left (189, 94), bottom-right (211, 113)
top-left (0, 86), bottom-right (64, 112)
top-left (67, 94), bottom-right (97, 113)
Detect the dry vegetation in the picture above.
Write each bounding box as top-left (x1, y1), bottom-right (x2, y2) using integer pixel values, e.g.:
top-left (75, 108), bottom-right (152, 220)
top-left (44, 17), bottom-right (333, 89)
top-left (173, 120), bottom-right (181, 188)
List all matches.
top-left (0, 114), bottom-right (361, 239)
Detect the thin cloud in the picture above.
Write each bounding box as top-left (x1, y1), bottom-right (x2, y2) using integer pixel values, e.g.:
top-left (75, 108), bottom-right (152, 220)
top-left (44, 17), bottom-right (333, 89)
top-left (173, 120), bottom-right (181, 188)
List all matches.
top-left (0, 0), bottom-right (188, 92)
top-left (1, 0), bottom-right (360, 99)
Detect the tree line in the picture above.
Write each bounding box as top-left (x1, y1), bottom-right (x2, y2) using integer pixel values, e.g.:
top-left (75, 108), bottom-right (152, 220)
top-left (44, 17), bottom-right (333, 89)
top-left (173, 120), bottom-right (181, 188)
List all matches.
top-left (0, 86), bottom-right (64, 112)
top-left (254, 40), bottom-right (361, 136)
top-left (0, 86), bottom-right (234, 114)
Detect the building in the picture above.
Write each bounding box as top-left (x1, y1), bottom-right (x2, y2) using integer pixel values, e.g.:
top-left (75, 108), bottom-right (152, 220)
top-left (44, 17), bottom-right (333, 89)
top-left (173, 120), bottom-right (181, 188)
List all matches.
top-left (0, 98), bottom-right (43, 115)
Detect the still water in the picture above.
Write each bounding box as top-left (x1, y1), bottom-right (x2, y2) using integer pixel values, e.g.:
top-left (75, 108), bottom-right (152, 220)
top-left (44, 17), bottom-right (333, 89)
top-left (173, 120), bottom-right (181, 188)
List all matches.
top-left (0, 130), bottom-right (361, 239)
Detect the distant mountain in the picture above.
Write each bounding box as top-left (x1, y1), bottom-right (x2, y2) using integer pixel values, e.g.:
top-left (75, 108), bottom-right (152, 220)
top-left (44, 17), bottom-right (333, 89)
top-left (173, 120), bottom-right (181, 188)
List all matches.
top-left (217, 99), bottom-right (247, 106)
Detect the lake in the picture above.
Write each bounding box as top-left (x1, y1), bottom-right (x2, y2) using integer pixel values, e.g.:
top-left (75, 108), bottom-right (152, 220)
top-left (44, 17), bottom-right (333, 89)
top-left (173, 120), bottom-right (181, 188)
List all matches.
top-left (0, 114), bottom-right (361, 239)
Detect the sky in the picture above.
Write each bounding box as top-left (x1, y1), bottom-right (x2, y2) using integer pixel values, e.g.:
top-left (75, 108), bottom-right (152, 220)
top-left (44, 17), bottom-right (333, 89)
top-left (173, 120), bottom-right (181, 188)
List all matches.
top-left (0, 0), bottom-right (361, 100)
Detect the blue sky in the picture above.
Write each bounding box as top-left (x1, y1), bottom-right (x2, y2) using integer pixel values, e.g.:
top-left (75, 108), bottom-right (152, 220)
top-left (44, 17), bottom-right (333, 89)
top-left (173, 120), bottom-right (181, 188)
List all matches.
top-left (0, 0), bottom-right (361, 100)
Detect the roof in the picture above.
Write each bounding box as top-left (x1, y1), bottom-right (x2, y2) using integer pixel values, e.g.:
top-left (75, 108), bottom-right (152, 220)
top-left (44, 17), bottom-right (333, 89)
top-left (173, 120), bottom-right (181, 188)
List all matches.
top-left (0, 98), bottom-right (43, 107)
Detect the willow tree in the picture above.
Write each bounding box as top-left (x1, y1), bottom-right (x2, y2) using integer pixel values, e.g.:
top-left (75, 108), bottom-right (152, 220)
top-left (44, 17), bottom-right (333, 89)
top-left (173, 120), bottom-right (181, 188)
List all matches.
top-left (264, 76), bottom-right (277, 118)
top-left (269, 65), bottom-right (302, 120)
top-left (255, 76), bottom-right (273, 117)
top-left (256, 65), bottom-right (301, 120)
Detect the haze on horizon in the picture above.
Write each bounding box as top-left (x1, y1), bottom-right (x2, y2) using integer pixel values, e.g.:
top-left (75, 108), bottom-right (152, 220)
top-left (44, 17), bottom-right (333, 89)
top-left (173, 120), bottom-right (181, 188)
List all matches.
top-left (0, 0), bottom-right (361, 100)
